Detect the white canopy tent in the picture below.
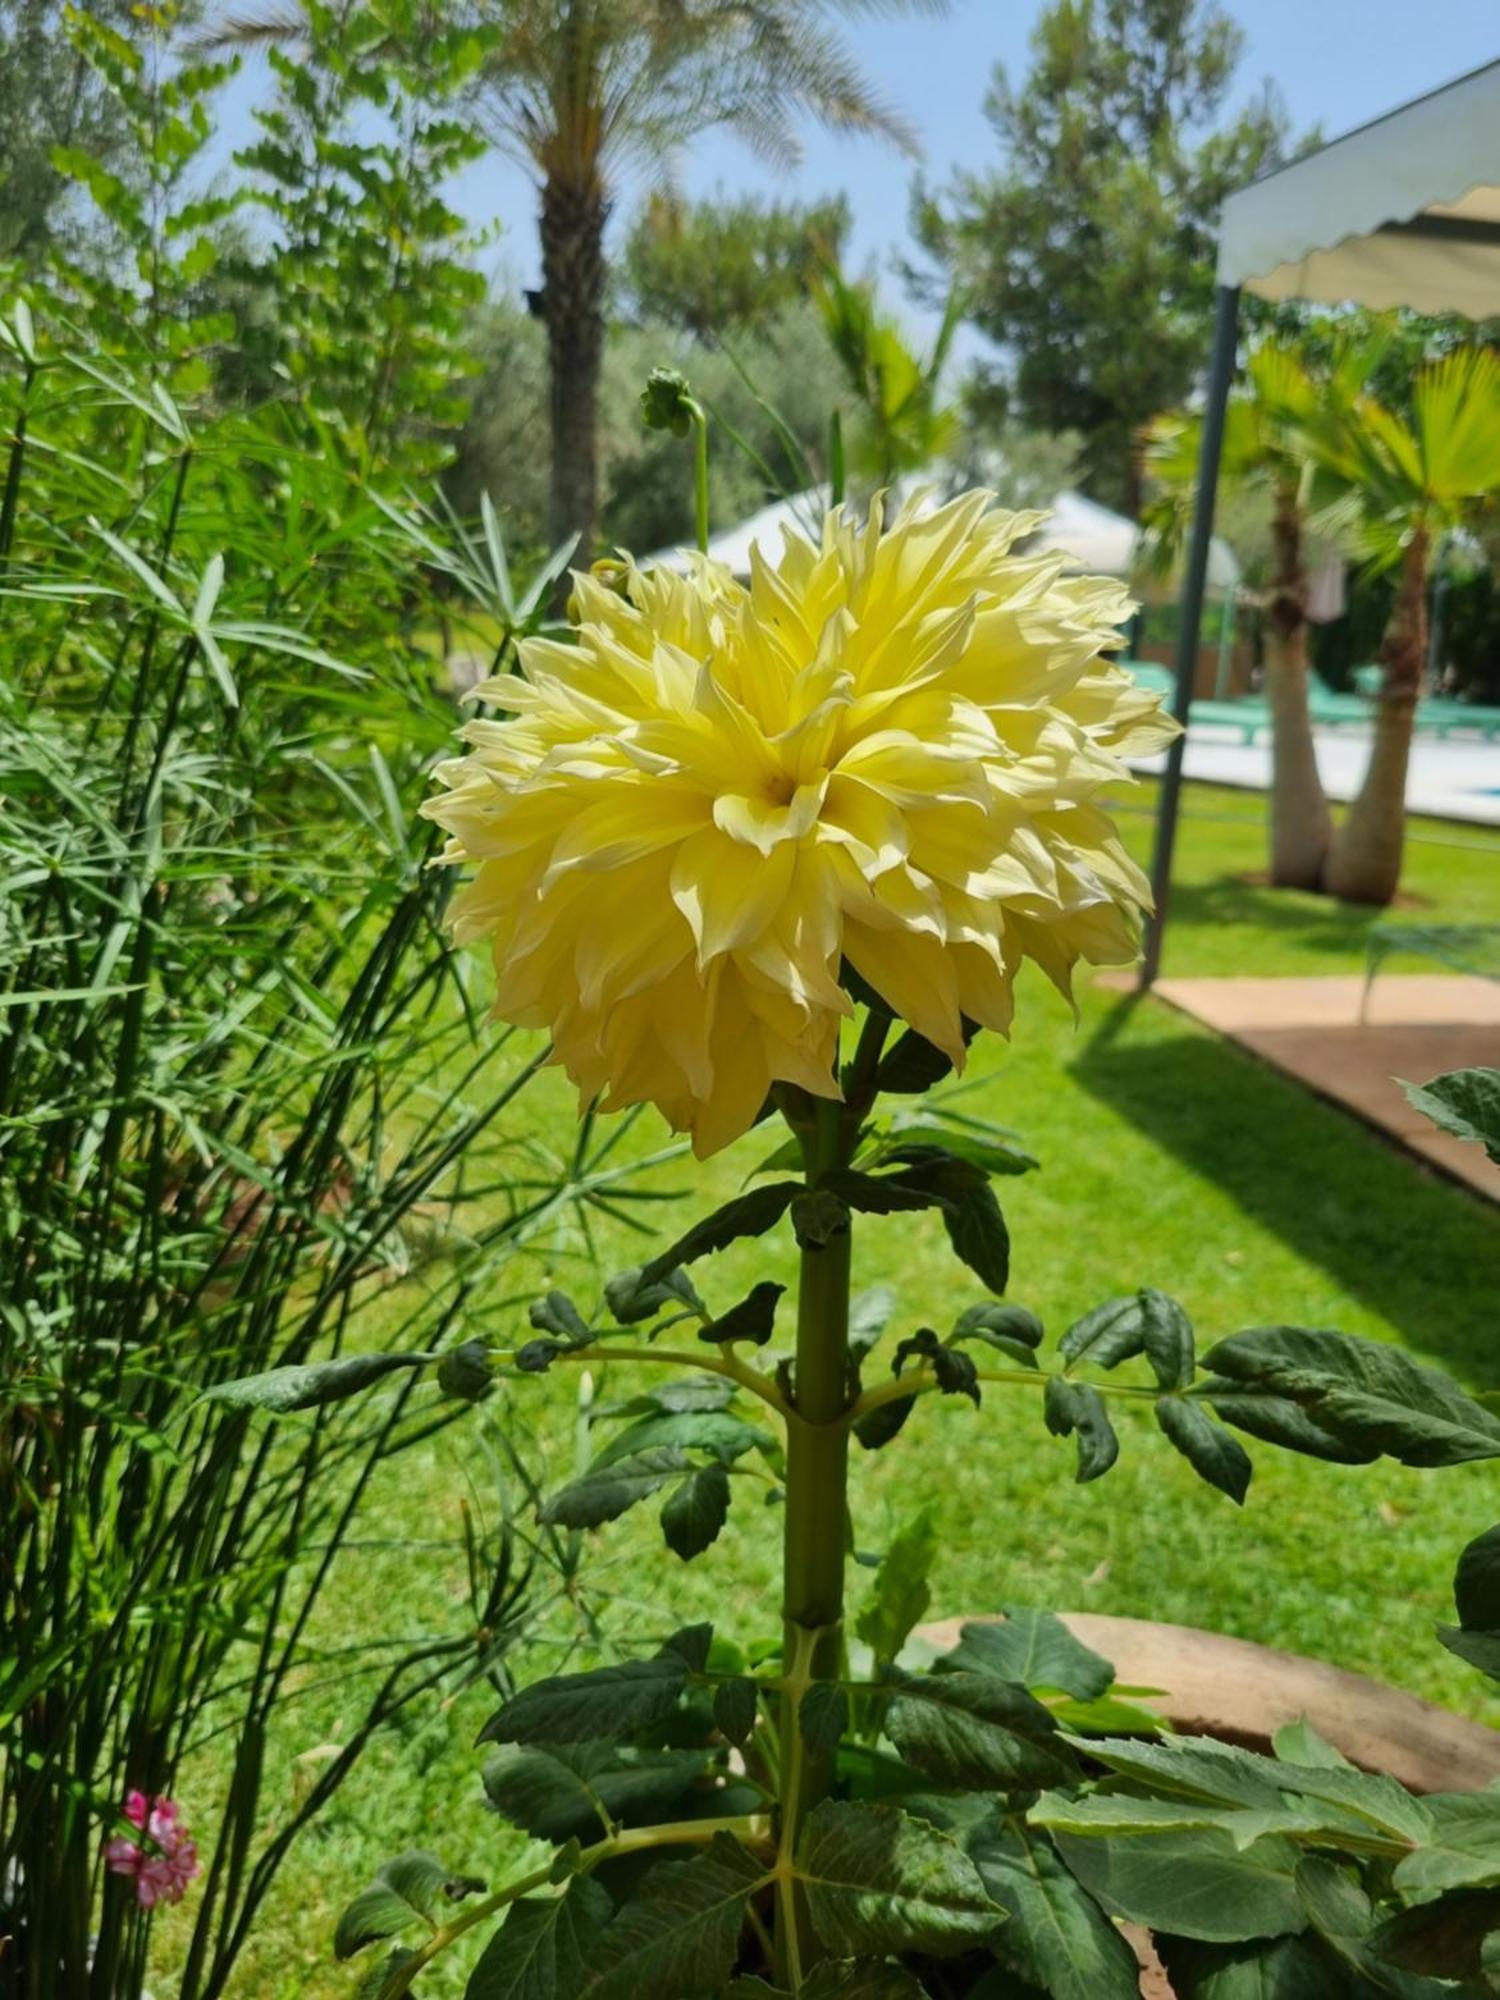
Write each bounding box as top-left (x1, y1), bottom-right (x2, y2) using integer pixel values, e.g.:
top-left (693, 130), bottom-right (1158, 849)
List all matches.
top-left (1141, 58), bottom-right (1500, 984)
top-left (650, 480), bottom-right (1241, 592)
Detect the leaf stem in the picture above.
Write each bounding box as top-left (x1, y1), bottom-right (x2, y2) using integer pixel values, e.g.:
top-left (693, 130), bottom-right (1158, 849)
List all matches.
top-left (490, 1342), bottom-right (791, 1420)
top-left (846, 1362), bottom-right (1166, 1427)
top-left (374, 1814), bottom-right (770, 1998)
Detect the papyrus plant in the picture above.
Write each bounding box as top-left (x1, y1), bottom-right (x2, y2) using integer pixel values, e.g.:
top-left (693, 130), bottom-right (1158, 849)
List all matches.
top-left (217, 499), bottom-right (1500, 1997)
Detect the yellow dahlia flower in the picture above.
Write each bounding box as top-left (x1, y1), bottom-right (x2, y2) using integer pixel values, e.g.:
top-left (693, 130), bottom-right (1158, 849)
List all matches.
top-left (424, 491), bottom-right (1177, 1157)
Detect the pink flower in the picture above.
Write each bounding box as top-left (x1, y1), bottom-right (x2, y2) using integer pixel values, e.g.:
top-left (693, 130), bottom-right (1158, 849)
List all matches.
top-left (104, 1791), bottom-right (201, 1909)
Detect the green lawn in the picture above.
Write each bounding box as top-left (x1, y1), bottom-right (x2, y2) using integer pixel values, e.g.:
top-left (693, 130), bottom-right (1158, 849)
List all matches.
top-left (173, 782), bottom-right (1500, 1998)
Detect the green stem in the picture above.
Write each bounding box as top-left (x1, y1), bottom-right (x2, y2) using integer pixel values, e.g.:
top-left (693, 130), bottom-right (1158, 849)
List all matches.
top-left (775, 1098), bottom-right (853, 1980)
top-left (488, 1341), bottom-right (790, 1420)
top-left (692, 403), bottom-right (711, 555)
top-left (376, 1815), bottom-right (768, 1998)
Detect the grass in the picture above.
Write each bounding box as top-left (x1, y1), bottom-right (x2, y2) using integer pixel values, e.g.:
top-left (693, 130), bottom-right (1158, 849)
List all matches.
top-left (171, 781), bottom-right (1500, 1998)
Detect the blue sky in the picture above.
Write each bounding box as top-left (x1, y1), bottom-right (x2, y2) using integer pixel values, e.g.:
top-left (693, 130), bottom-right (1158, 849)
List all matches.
top-left (214, 1), bottom-right (1499, 318)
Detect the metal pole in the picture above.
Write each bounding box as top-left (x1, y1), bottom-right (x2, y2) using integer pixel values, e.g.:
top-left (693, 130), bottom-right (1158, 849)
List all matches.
top-left (1139, 282), bottom-right (1241, 988)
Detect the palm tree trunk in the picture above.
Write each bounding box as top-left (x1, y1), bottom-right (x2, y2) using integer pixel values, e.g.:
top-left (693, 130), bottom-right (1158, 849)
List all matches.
top-left (1262, 484), bottom-right (1330, 889)
top-left (539, 170), bottom-right (608, 566)
top-left (1323, 529), bottom-right (1428, 906)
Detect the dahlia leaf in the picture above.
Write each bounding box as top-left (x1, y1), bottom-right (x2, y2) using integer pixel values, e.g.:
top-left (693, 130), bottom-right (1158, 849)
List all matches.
top-left (855, 1506), bottom-right (939, 1675)
top-left (713, 1676), bottom-right (759, 1746)
top-left (482, 1744), bottom-right (709, 1844)
top-left (466, 1876), bottom-right (612, 1999)
top-left (1156, 1397), bottom-right (1253, 1504)
top-left (576, 1832), bottom-right (765, 1998)
top-left (335, 1850), bottom-right (482, 1959)
top-left (478, 1636), bottom-right (696, 1747)
top-left (795, 1801), bottom-right (1003, 1959)
top-left (537, 1448), bottom-right (691, 1529)
top-left (636, 1182), bottom-right (801, 1289)
top-left (968, 1818), bottom-right (1143, 2000)
top-left (936, 1610), bottom-right (1114, 1702)
top-left (1203, 1326), bottom-right (1500, 1466)
top-left (591, 1410), bottom-right (770, 1471)
top-left (882, 1668), bottom-right (1078, 1790)
top-left (1043, 1377), bottom-right (1119, 1482)
top-left (199, 1351), bottom-right (428, 1415)
top-left (660, 1461), bottom-right (731, 1560)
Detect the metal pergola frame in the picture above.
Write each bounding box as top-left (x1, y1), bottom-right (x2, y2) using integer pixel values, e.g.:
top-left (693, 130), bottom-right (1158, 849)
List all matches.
top-left (1138, 58), bottom-right (1500, 987)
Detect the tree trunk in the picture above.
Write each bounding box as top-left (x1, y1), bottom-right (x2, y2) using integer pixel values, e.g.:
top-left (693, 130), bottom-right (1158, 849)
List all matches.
top-left (539, 170), bottom-right (608, 572)
top-left (1323, 530), bottom-right (1428, 906)
top-left (1263, 484), bottom-right (1331, 889)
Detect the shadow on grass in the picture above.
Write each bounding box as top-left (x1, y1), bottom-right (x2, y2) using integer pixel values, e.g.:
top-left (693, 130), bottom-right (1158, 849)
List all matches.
top-left (1165, 874), bottom-right (1378, 961)
top-left (1072, 998), bottom-right (1498, 1384)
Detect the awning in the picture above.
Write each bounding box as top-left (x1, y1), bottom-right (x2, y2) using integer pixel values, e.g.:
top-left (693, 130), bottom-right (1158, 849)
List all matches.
top-left (1217, 59), bottom-right (1500, 316)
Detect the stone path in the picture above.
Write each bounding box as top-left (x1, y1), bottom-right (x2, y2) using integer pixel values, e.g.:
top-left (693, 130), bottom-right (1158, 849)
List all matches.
top-left (1146, 973), bottom-right (1500, 1201)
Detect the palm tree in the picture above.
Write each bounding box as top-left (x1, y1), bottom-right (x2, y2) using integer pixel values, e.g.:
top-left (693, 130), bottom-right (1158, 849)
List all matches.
top-left (478, 1), bottom-right (940, 558)
top-left (811, 260), bottom-right (960, 490)
top-left (1141, 337), bottom-right (1367, 890)
top-left (1306, 346), bottom-right (1500, 905)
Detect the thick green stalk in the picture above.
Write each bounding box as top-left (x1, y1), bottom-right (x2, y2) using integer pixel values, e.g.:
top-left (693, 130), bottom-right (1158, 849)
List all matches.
top-left (776, 1098), bottom-right (853, 1980)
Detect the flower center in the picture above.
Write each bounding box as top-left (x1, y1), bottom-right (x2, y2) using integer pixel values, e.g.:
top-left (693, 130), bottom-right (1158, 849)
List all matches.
top-left (763, 771), bottom-right (797, 808)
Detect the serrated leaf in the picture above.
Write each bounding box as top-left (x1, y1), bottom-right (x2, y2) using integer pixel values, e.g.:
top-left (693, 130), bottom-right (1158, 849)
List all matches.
top-left (538, 1448), bottom-right (690, 1530)
top-left (713, 1678), bottom-right (759, 1746)
top-left (876, 1026), bottom-right (960, 1093)
top-left (1072, 1735), bottom-right (1433, 1848)
top-left (577, 1833), bottom-right (763, 1998)
top-left (884, 1669), bottom-right (1077, 1789)
top-left (480, 1638), bottom-right (693, 1746)
top-left (884, 1116), bottom-right (1038, 1178)
top-left (1044, 1377), bottom-right (1119, 1482)
top-left (952, 1302), bottom-right (1044, 1352)
top-left (1394, 1793), bottom-right (1500, 1897)
top-left (823, 1168), bottom-right (950, 1217)
top-left (721, 1967), bottom-right (926, 1999)
top-left (638, 1183), bottom-right (801, 1289)
top-left (937, 1163), bottom-right (1010, 1294)
top-left (853, 1392), bottom-right (916, 1452)
top-left (1455, 1523), bottom-right (1500, 1631)
top-left (1054, 1825), bottom-right (1305, 1944)
top-left (660, 1462), bottom-right (731, 1560)
top-left (201, 1351), bottom-right (425, 1415)
top-left (335, 1851), bottom-right (477, 1960)
top-left (1202, 1386), bottom-right (1376, 1465)
top-left (937, 1610), bottom-right (1114, 1702)
top-left (801, 1682), bottom-right (850, 1756)
top-left (1271, 1720), bottom-right (1351, 1771)
top-left (1438, 1624), bottom-right (1500, 1680)
top-left (1141, 1289), bottom-right (1196, 1389)
top-left (1402, 1069), bottom-right (1500, 1164)
top-left (702, 1282), bottom-right (783, 1346)
top-left (797, 1800), bottom-right (1003, 1959)
top-left (1156, 1398), bottom-right (1253, 1503)
top-left (604, 1264), bottom-right (705, 1326)
top-left (968, 1818), bottom-right (1142, 2000)
top-left (482, 1745), bottom-right (708, 1844)
top-left (466, 1876), bottom-right (612, 1999)
top-left (849, 1285), bottom-right (897, 1358)
top-left (1060, 1296), bottom-right (1147, 1371)
top-left (1203, 1326), bottom-right (1500, 1467)
top-left (1297, 1854), bottom-right (1452, 1995)
top-left (592, 1410), bottom-right (768, 1472)
top-left (1156, 1934), bottom-right (1343, 1998)
top-left (856, 1507), bottom-right (940, 1674)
